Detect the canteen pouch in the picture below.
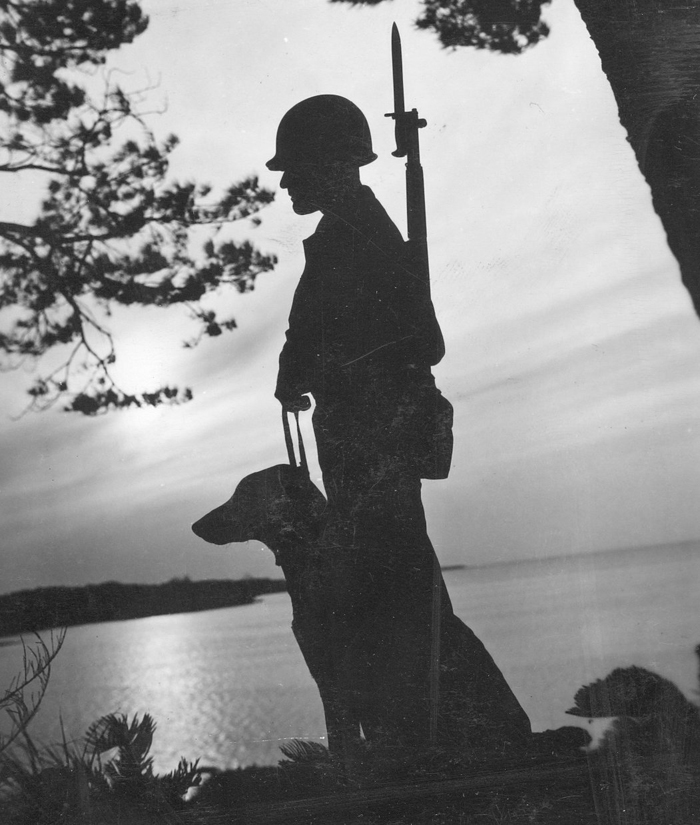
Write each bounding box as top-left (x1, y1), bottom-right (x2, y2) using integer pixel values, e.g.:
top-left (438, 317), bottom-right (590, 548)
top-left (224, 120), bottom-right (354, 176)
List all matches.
top-left (415, 377), bottom-right (454, 480)
top-left (400, 369), bottom-right (454, 480)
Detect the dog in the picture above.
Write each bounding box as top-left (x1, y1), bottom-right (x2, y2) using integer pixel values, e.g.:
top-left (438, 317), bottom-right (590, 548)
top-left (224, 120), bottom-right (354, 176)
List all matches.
top-left (193, 464), bottom-right (531, 759)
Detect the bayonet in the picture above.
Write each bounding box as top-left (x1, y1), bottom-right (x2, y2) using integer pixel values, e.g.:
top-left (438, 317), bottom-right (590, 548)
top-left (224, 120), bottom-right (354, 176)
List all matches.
top-left (386, 23), bottom-right (429, 290)
top-left (390, 23), bottom-right (406, 153)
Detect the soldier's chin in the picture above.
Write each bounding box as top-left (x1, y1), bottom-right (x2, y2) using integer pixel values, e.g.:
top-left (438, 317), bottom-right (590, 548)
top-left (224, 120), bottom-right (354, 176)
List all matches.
top-left (291, 198), bottom-right (319, 215)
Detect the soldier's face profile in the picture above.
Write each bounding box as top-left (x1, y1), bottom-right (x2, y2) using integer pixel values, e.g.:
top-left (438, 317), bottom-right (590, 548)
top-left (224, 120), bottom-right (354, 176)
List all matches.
top-left (279, 162), bottom-right (359, 215)
top-left (280, 165), bottom-right (323, 215)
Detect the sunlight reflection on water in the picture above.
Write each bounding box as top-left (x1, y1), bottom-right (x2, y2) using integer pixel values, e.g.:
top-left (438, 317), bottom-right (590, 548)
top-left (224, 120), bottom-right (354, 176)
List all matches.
top-left (1, 543), bottom-right (699, 772)
top-left (0, 594), bottom-right (326, 772)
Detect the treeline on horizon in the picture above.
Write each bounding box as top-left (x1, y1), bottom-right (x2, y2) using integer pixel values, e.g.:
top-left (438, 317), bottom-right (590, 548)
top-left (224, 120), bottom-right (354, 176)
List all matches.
top-left (0, 577), bottom-right (287, 637)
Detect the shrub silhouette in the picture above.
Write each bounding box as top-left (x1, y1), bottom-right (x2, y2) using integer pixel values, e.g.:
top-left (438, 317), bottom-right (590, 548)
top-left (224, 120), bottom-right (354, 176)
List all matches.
top-left (568, 651), bottom-right (700, 825)
top-left (0, 712), bottom-right (202, 824)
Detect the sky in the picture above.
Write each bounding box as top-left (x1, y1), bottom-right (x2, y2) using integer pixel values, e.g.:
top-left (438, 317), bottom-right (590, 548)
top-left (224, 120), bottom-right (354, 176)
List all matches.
top-left (2, 0), bottom-right (700, 594)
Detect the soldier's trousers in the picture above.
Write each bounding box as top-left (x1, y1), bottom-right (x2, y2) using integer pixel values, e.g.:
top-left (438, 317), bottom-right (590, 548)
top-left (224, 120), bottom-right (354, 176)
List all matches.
top-left (310, 393), bottom-right (531, 753)
top-left (314, 394), bottom-right (530, 747)
top-left (311, 396), bottom-right (434, 747)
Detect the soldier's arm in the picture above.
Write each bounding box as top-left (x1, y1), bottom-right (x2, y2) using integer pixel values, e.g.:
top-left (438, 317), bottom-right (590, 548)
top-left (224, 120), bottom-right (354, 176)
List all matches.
top-left (275, 272), bottom-right (318, 409)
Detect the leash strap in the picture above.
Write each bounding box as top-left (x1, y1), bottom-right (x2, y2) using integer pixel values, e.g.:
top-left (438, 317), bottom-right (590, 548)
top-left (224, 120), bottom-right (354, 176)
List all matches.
top-left (294, 412), bottom-right (308, 472)
top-left (282, 409), bottom-right (309, 474)
top-left (282, 408), bottom-right (296, 468)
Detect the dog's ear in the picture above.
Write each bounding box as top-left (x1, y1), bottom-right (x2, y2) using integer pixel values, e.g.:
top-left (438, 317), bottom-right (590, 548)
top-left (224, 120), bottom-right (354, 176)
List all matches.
top-left (277, 465), bottom-right (327, 539)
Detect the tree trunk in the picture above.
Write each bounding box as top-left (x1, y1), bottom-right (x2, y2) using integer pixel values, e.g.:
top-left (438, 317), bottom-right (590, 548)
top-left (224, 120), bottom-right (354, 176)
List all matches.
top-left (575, 0), bottom-right (700, 315)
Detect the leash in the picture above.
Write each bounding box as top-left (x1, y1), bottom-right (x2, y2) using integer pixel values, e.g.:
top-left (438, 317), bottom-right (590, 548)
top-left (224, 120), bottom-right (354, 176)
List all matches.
top-left (282, 409), bottom-right (309, 474)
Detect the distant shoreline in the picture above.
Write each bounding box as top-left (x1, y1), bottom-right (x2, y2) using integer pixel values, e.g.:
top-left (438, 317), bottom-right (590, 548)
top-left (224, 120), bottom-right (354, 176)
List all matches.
top-left (0, 577), bottom-right (287, 638)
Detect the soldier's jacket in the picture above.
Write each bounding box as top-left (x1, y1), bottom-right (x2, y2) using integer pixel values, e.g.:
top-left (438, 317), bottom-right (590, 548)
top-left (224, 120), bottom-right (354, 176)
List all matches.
top-left (276, 185), bottom-right (444, 408)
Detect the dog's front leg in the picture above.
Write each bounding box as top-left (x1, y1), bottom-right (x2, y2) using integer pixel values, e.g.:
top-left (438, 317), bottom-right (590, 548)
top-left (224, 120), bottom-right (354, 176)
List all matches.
top-left (292, 619), bottom-right (362, 770)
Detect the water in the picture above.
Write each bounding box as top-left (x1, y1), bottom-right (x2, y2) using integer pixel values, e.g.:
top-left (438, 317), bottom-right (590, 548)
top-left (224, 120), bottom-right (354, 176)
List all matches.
top-left (1, 542), bottom-right (699, 772)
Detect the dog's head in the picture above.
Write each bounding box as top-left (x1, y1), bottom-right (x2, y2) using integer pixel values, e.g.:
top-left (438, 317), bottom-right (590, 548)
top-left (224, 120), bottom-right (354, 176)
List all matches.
top-left (192, 464), bottom-right (326, 563)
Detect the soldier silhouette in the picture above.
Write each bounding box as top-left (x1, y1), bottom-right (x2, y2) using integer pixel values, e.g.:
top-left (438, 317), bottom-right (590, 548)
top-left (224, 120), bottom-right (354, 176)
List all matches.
top-left (267, 95), bottom-right (530, 759)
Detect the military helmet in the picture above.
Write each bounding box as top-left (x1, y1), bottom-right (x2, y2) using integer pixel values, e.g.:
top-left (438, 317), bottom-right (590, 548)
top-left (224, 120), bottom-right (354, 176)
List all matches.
top-left (266, 95), bottom-right (377, 170)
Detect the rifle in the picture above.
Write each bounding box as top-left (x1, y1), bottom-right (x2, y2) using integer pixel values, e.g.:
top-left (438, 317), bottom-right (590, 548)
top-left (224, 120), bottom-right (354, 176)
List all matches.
top-left (386, 22), bottom-right (443, 743)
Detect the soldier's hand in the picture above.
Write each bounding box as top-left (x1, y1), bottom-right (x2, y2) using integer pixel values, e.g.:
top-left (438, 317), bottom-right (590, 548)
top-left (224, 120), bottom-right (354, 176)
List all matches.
top-left (279, 393), bottom-right (311, 413)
